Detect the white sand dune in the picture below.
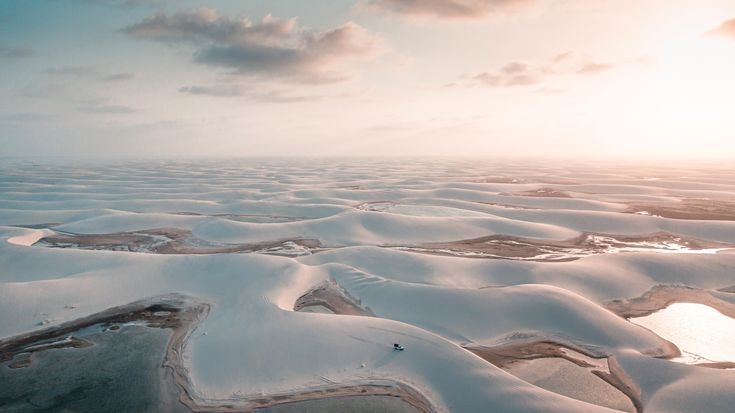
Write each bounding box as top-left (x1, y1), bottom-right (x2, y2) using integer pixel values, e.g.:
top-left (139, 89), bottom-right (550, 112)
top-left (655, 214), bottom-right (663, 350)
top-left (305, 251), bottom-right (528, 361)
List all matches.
top-left (1, 159), bottom-right (734, 413)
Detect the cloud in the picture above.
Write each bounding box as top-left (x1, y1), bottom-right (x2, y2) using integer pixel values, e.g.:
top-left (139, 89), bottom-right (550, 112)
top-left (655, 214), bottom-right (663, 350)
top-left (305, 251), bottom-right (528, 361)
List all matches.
top-left (43, 65), bottom-right (98, 76)
top-left (362, 0), bottom-right (534, 19)
top-left (706, 18), bottom-right (735, 39)
top-left (42, 65), bottom-right (135, 82)
top-left (77, 100), bottom-right (138, 114)
top-left (101, 73), bottom-right (136, 82)
top-left (576, 62), bottom-right (615, 74)
top-left (0, 112), bottom-right (54, 122)
top-left (122, 8), bottom-right (297, 44)
top-left (463, 52), bottom-right (621, 88)
top-left (472, 62), bottom-right (544, 87)
top-left (0, 47), bottom-right (34, 59)
top-left (123, 8), bottom-right (383, 83)
top-left (179, 84), bottom-right (320, 102)
top-left (58, 0), bottom-right (166, 8)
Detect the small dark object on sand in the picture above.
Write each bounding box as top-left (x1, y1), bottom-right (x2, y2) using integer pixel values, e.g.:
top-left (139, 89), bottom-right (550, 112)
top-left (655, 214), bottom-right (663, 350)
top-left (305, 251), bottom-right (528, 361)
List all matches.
top-left (394, 343), bottom-right (405, 351)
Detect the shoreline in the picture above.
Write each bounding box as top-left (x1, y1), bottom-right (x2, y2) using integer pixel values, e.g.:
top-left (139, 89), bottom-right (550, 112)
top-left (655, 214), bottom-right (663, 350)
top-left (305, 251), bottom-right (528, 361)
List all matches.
top-left (0, 294), bottom-right (436, 413)
top-left (605, 284), bottom-right (735, 320)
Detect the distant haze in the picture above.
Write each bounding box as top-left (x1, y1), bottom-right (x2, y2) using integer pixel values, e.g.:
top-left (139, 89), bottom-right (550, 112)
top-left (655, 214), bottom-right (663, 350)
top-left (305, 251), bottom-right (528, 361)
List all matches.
top-left (1, 0), bottom-right (735, 159)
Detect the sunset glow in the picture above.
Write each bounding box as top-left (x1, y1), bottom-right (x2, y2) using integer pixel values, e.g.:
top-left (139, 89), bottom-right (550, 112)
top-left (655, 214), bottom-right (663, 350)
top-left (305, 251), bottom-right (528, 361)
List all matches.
top-left (1, 0), bottom-right (735, 158)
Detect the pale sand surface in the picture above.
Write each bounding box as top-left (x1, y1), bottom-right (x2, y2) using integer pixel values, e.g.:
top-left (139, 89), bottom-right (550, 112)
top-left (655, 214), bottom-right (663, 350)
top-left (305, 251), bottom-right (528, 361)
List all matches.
top-left (2, 159), bottom-right (735, 413)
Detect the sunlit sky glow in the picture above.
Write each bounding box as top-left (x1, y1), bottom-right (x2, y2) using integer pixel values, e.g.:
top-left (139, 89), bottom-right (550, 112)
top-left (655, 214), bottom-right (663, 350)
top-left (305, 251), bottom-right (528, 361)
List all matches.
top-left (1, 0), bottom-right (734, 158)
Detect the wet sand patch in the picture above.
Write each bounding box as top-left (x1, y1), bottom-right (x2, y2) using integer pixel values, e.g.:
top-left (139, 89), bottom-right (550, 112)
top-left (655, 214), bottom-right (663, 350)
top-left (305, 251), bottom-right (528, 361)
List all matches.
top-left (463, 338), bottom-right (608, 369)
top-left (468, 177), bottom-right (528, 184)
top-left (256, 395), bottom-right (421, 413)
top-left (294, 280), bottom-right (373, 316)
top-left (8, 223), bottom-right (62, 229)
top-left (34, 228), bottom-right (323, 256)
top-left (625, 199), bottom-right (735, 221)
top-left (354, 201), bottom-right (397, 212)
top-left (390, 232), bottom-right (733, 262)
top-left (172, 212), bottom-right (312, 223)
top-left (464, 338), bottom-right (643, 413)
top-left (475, 201), bottom-right (541, 210)
top-left (509, 358), bottom-right (636, 413)
top-left (501, 188), bottom-right (573, 198)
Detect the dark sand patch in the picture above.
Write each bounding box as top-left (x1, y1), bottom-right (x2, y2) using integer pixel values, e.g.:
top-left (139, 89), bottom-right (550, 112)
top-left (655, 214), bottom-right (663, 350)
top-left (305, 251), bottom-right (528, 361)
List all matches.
top-left (464, 339), bottom-right (643, 413)
top-left (193, 381), bottom-right (434, 413)
top-left (354, 201), bottom-right (397, 212)
top-left (256, 395), bottom-right (421, 413)
top-left (294, 280), bottom-right (373, 316)
top-left (590, 357), bottom-right (643, 413)
top-left (391, 232), bottom-right (733, 262)
top-left (463, 339), bottom-right (608, 369)
top-left (35, 228), bottom-right (323, 256)
top-left (469, 177), bottom-right (580, 185)
top-left (468, 177), bottom-right (528, 184)
top-left (8, 223), bottom-right (62, 229)
top-left (501, 188), bottom-right (573, 198)
top-left (625, 199), bottom-right (735, 221)
top-left (171, 212), bottom-right (311, 223)
top-left (476, 201), bottom-right (541, 210)
top-left (510, 358), bottom-right (636, 413)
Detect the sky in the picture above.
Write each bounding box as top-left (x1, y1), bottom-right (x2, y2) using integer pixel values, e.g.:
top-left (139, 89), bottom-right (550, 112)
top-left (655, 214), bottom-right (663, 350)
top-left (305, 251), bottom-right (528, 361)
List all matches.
top-left (1, 0), bottom-right (735, 159)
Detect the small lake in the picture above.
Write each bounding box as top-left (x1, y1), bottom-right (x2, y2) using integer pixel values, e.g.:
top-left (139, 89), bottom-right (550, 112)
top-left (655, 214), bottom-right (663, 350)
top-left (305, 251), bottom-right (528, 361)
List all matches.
top-left (630, 303), bottom-right (735, 364)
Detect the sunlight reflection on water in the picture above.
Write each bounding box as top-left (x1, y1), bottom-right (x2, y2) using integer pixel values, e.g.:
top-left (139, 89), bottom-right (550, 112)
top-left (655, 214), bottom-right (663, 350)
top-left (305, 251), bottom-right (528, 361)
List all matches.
top-left (631, 303), bottom-right (735, 364)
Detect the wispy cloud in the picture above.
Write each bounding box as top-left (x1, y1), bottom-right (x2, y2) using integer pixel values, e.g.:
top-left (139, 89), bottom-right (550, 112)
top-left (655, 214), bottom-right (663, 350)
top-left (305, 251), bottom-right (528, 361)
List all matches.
top-left (42, 65), bottom-right (135, 82)
top-left (123, 8), bottom-right (384, 83)
top-left (362, 0), bottom-right (535, 19)
top-left (101, 72), bottom-right (136, 82)
top-left (43, 65), bottom-right (98, 76)
top-left (179, 84), bottom-right (321, 102)
top-left (0, 47), bottom-right (34, 59)
top-left (58, 0), bottom-right (167, 8)
top-left (76, 99), bottom-right (138, 114)
top-left (576, 62), bottom-right (616, 75)
top-left (20, 82), bottom-right (139, 115)
top-left (706, 18), bottom-right (735, 39)
top-left (0, 112), bottom-right (54, 122)
top-left (461, 51), bottom-right (635, 88)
